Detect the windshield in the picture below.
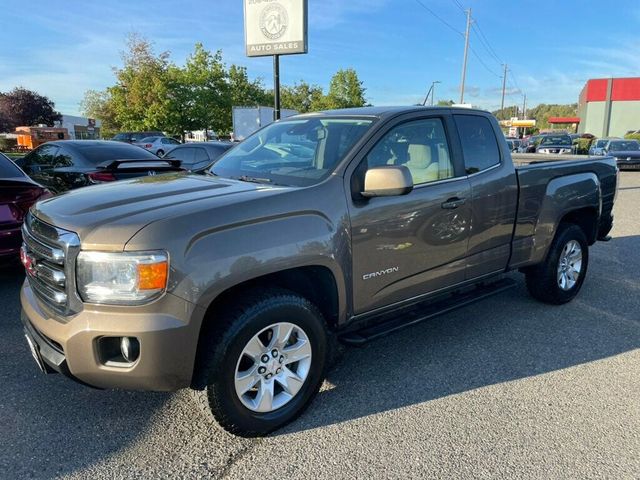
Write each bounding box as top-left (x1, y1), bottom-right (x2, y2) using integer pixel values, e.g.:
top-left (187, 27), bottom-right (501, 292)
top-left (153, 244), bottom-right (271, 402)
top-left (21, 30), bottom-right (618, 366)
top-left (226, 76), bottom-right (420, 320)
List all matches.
top-left (595, 140), bottom-right (607, 148)
top-left (609, 140), bottom-right (640, 151)
top-left (540, 135), bottom-right (572, 146)
top-left (211, 117), bottom-right (374, 186)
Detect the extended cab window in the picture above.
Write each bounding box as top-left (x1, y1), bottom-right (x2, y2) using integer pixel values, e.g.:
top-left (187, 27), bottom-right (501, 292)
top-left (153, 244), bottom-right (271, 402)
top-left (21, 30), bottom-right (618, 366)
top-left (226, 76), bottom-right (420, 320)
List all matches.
top-left (364, 118), bottom-right (454, 185)
top-left (454, 115), bottom-right (500, 174)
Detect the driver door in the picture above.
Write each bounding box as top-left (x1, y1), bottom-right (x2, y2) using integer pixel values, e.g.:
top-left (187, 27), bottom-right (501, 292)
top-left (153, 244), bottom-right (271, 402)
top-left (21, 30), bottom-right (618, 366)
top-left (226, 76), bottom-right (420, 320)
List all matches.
top-left (348, 114), bottom-right (472, 314)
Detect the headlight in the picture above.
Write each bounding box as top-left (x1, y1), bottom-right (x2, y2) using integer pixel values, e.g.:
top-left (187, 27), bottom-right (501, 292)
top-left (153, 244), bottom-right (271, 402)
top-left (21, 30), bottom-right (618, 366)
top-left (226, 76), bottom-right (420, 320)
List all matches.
top-left (560, 148), bottom-right (572, 154)
top-left (538, 149), bottom-right (548, 153)
top-left (77, 251), bottom-right (168, 305)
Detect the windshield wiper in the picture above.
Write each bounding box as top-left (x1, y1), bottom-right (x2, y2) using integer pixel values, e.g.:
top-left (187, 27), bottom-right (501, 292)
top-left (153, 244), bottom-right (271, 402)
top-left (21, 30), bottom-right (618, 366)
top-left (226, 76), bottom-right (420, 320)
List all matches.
top-left (236, 175), bottom-right (273, 184)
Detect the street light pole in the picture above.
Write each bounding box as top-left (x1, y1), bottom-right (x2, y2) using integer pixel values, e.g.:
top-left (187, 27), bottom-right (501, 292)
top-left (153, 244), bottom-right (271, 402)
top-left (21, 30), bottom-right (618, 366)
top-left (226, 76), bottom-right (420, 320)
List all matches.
top-left (422, 80), bottom-right (441, 106)
top-left (431, 80), bottom-right (441, 106)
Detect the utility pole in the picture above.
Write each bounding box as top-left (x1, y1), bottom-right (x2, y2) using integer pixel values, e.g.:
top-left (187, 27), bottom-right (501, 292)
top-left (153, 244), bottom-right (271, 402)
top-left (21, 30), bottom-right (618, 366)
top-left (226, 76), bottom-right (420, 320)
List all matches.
top-left (459, 8), bottom-right (472, 104)
top-left (500, 63), bottom-right (508, 116)
top-left (522, 93), bottom-right (527, 120)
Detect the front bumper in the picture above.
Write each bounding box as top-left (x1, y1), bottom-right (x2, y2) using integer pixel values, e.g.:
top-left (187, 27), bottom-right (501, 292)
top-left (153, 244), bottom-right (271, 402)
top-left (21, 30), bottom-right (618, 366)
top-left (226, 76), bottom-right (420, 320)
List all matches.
top-left (20, 279), bottom-right (205, 391)
top-left (615, 159), bottom-right (640, 170)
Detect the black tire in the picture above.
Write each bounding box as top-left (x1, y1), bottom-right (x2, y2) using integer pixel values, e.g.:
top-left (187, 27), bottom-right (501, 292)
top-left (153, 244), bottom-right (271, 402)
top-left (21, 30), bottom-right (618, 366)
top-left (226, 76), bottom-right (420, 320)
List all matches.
top-left (191, 288), bottom-right (328, 437)
top-left (525, 223), bottom-right (589, 304)
top-left (156, 149), bottom-right (164, 157)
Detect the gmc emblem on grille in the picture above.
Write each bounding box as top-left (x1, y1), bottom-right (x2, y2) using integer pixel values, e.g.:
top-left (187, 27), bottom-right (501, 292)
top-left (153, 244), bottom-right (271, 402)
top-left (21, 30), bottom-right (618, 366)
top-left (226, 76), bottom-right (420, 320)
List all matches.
top-left (20, 246), bottom-right (37, 276)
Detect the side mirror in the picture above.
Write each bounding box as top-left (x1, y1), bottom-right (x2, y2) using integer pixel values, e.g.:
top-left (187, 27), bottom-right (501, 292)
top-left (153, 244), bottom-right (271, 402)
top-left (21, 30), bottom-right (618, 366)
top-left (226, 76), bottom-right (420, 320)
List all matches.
top-left (362, 166), bottom-right (413, 198)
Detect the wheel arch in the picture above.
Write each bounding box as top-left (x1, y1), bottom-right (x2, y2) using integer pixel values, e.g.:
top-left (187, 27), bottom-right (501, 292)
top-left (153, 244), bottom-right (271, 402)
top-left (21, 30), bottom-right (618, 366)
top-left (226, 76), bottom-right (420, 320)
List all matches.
top-left (190, 265), bottom-right (341, 388)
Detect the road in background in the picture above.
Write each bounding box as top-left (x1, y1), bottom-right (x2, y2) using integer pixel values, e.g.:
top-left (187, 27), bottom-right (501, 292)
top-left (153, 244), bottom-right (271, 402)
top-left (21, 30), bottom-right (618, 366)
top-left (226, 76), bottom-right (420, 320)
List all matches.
top-left (1, 174), bottom-right (639, 479)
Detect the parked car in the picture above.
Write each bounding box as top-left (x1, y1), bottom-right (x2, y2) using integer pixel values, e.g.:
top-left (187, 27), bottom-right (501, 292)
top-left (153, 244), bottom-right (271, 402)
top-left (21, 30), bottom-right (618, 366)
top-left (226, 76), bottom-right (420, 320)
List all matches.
top-left (602, 139), bottom-right (640, 170)
top-left (505, 139), bottom-right (518, 152)
top-left (163, 141), bottom-right (233, 173)
top-left (589, 137), bottom-right (619, 156)
top-left (112, 131), bottom-right (165, 144)
top-left (536, 134), bottom-right (573, 154)
top-left (0, 153), bottom-right (50, 265)
top-left (518, 135), bottom-right (540, 153)
top-left (14, 140), bottom-right (185, 194)
top-left (20, 106), bottom-right (618, 437)
top-left (134, 136), bottom-right (181, 157)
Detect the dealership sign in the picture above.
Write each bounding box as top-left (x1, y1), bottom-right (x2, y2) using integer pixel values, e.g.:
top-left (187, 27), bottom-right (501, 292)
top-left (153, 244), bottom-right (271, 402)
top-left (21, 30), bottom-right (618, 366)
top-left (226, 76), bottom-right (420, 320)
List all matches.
top-left (244, 0), bottom-right (308, 57)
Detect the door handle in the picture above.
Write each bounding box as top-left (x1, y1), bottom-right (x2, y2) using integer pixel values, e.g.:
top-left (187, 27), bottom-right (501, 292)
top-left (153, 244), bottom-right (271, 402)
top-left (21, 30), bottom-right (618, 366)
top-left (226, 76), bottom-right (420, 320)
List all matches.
top-left (441, 197), bottom-right (466, 209)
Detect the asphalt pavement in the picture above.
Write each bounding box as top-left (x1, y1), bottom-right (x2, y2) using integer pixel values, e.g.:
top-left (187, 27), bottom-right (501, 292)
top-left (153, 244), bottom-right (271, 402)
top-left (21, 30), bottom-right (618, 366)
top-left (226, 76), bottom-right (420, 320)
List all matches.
top-left (1, 173), bottom-right (639, 479)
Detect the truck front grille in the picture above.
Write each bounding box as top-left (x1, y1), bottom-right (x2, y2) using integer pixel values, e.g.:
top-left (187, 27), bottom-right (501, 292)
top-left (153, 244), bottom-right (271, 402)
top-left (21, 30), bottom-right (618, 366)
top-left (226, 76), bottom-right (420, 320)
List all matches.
top-left (22, 213), bottom-right (81, 320)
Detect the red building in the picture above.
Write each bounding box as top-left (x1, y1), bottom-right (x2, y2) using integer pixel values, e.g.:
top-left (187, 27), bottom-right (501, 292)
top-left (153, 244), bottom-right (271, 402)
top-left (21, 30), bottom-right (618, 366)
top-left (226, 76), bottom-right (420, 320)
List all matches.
top-left (577, 77), bottom-right (640, 137)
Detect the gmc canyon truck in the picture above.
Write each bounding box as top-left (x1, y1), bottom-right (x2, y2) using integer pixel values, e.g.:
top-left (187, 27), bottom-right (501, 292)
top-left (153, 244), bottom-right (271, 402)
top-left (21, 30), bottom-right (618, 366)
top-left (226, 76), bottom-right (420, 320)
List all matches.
top-left (20, 107), bottom-right (618, 437)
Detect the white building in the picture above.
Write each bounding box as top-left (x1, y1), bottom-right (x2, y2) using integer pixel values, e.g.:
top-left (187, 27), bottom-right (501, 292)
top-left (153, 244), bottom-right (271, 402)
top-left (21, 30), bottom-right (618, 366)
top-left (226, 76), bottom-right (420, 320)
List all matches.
top-left (55, 115), bottom-right (102, 140)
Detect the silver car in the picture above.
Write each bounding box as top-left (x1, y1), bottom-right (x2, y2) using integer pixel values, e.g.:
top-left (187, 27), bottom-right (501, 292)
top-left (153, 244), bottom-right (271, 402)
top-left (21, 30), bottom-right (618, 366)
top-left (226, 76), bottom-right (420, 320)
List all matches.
top-left (134, 136), bottom-right (181, 157)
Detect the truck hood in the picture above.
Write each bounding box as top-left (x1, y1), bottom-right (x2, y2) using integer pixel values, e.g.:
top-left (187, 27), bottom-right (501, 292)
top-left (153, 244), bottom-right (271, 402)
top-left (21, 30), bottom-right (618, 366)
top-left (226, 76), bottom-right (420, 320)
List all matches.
top-left (32, 173), bottom-right (291, 249)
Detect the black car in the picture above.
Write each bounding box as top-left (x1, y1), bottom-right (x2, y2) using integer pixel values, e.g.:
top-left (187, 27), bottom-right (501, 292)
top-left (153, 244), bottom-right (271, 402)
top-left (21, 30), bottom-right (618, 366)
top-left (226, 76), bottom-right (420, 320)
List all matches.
top-left (112, 131), bottom-right (165, 143)
top-left (164, 141), bottom-right (233, 173)
top-left (536, 134), bottom-right (573, 154)
top-left (14, 140), bottom-right (185, 194)
top-left (603, 139), bottom-right (640, 170)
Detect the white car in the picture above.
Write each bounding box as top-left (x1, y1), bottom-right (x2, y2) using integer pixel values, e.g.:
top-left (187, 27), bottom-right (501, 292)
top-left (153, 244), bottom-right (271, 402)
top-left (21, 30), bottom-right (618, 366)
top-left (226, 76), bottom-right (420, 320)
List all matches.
top-left (134, 136), bottom-right (181, 157)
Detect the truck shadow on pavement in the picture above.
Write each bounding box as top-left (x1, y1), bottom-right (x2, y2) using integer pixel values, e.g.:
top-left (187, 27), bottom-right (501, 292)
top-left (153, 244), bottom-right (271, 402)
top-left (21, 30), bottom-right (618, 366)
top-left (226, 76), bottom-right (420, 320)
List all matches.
top-left (279, 235), bottom-right (640, 435)
top-left (0, 267), bottom-right (172, 479)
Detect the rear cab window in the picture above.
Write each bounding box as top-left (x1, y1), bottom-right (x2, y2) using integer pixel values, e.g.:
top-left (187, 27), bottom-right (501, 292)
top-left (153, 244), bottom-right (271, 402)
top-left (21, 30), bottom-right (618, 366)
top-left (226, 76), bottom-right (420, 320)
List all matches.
top-left (454, 114), bottom-right (501, 174)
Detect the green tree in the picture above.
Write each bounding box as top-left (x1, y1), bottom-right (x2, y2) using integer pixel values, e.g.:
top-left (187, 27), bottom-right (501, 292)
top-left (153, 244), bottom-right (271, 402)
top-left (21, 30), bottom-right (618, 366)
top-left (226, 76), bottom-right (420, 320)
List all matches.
top-left (281, 81), bottom-right (324, 113)
top-left (109, 34), bottom-right (172, 131)
top-left (437, 99), bottom-right (455, 107)
top-left (527, 103), bottom-right (578, 130)
top-left (325, 68), bottom-right (367, 109)
top-left (80, 89), bottom-right (119, 137)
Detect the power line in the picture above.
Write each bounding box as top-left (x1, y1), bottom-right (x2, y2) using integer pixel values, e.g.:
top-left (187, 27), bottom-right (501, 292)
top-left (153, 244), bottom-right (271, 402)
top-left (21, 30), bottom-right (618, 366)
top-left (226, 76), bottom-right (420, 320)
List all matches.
top-left (413, 0), bottom-right (464, 37)
top-left (471, 20), bottom-right (502, 65)
top-left (468, 45), bottom-right (502, 78)
top-left (471, 23), bottom-right (502, 66)
top-left (450, 0), bottom-right (466, 13)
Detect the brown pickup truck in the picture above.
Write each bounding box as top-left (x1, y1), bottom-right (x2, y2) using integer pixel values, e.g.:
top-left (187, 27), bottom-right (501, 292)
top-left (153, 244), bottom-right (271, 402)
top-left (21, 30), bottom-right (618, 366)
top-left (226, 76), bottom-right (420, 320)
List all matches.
top-left (20, 106), bottom-right (618, 436)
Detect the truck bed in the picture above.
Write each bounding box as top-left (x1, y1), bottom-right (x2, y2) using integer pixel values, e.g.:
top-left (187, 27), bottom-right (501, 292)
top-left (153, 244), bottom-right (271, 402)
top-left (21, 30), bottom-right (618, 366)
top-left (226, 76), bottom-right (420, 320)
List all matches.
top-left (512, 153), bottom-right (603, 167)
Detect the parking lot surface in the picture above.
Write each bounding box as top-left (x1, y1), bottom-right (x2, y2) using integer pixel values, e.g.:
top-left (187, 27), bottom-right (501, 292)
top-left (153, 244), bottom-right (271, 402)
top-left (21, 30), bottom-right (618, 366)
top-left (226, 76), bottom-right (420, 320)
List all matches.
top-left (1, 173), bottom-right (639, 479)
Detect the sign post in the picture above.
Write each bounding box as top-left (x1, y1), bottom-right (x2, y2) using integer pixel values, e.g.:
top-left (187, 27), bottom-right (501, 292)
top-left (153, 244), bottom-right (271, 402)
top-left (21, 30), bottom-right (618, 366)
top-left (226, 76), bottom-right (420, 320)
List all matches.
top-left (244, 0), bottom-right (308, 120)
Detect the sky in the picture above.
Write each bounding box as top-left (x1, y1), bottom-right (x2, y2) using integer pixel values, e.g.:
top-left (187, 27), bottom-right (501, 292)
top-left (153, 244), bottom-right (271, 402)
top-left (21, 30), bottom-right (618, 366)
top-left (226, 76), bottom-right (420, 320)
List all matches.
top-left (0, 0), bottom-right (639, 116)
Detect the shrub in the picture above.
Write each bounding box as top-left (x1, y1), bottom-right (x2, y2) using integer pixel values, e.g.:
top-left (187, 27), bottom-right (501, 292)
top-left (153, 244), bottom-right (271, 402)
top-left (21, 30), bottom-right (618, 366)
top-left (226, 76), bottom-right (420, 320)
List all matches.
top-left (575, 138), bottom-right (593, 155)
top-left (0, 137), bottom-right (17, 152)
top-left (624, 133), bottom-right (640, 141)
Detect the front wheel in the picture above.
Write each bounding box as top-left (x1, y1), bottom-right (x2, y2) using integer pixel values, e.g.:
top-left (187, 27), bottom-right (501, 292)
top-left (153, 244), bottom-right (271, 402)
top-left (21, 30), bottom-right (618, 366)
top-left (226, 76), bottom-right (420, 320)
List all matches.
top-left (525, 223), bottom-right (589, 304)
top-left (192, 289), bottom-right (328, 437)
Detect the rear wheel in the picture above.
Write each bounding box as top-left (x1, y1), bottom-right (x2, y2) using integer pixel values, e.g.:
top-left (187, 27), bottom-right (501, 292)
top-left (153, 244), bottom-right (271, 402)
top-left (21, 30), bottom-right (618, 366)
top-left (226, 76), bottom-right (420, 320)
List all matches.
top-left (192, 289), bottom-right (328, 437)
top-left (525, 223), bottom-right (589, 304)
top-left (156, 149), bottom-right (165, 157)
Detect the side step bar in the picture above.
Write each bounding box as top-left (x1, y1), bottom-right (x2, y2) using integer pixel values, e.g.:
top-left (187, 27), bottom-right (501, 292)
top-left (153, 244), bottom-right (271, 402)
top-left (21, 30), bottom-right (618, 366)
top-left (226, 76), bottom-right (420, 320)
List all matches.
top-left (339, 278), bottom-right (516, 345)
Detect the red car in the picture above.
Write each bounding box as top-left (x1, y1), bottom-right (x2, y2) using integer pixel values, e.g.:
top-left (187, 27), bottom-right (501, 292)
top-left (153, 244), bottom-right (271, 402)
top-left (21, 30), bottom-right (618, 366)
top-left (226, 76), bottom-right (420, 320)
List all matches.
top-left (0, 153), bottom-right (50, 265)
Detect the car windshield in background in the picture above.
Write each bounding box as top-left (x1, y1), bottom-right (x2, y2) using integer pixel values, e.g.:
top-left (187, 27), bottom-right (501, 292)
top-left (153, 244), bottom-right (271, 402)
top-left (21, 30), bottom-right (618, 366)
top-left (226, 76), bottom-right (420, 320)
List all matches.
top-left (609, 140), bottom-right (640, 151)
top-left (79, 145), bottom-right (159, 163)
top-left (596, 140), bottom-right (608, 148)
top-left (139, 136), bottom-right (160, 143)
top-left (540, 136), bottom-right (571, 146)
top-left (211, 117), bottom-right (374, 186)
